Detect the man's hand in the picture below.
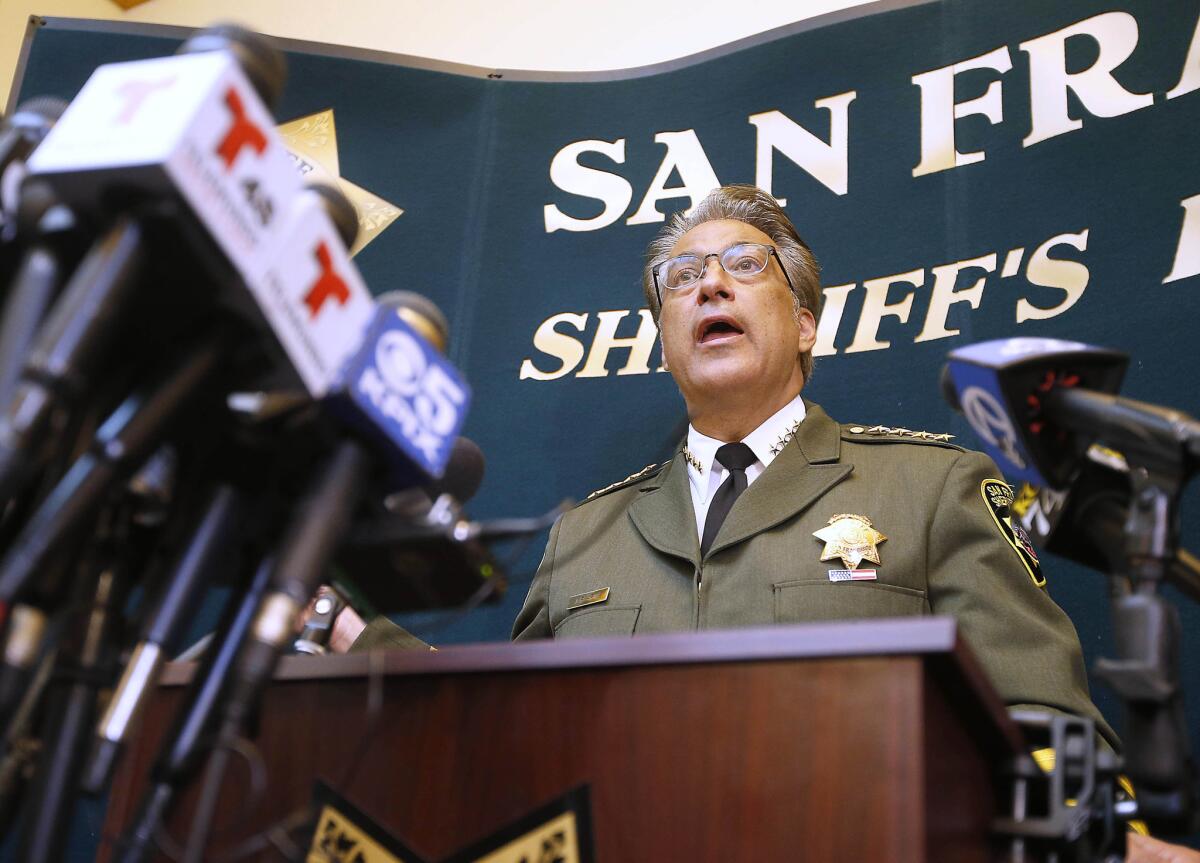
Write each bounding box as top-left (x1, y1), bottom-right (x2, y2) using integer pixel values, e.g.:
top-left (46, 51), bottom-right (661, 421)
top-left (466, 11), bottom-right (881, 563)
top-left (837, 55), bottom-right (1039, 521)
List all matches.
top-left (327, 601), bottom-right (367, 653)
top-left (1127, 834), bottom-right (1200, 863)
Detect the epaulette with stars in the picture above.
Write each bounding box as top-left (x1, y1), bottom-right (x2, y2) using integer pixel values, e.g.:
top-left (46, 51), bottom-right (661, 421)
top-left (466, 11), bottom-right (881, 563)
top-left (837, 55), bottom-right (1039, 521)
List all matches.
top-left (580, 462), bottom-right (666, 505)
top-left (841, 423), bottom-right (963, 449)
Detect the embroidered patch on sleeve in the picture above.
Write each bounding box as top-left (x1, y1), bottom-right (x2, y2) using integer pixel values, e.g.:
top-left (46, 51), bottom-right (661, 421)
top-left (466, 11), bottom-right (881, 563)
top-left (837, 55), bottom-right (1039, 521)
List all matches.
top-left (980, 479), bottom-right (1046, 589)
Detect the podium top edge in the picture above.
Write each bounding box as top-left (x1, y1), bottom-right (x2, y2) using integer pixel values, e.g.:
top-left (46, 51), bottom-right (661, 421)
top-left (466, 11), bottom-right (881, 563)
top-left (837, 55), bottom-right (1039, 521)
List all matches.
top-left (166, 616), bottom-right (964, 684)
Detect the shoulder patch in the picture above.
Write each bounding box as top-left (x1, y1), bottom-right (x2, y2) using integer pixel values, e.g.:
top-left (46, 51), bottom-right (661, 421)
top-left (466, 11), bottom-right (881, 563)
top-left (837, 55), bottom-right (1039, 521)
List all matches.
top-left (581, 462), bottom-right (664, 505)
top-left (980, 478), bottom-right (1046, 588)
top-left (842, 424), bottom-right (963, 449)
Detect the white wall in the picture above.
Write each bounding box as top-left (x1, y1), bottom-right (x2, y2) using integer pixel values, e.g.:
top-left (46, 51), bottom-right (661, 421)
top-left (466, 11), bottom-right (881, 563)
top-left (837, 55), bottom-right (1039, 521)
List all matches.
top-left (0, 0), bottom-right (875, 110)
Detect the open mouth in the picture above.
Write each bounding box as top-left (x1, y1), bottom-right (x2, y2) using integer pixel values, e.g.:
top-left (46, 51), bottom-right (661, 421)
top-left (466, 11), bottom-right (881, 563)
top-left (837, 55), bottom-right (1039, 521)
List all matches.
top-left (697, 318), bottom-right (745, 343)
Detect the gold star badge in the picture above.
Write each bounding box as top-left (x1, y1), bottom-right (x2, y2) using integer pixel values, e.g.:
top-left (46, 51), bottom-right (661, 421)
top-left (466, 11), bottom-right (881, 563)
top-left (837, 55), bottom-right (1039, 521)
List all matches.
top-left (277, 109), bottom-right (403, 257)
top-left (813, 514), bottom-right (887, 569)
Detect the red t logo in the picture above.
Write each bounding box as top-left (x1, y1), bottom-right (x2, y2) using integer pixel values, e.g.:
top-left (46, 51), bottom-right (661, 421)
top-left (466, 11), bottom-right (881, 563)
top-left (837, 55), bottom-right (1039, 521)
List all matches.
top-left (216, 88), bottom-right (267, 170)
top-left (304, 242), bottom-right (350, 319)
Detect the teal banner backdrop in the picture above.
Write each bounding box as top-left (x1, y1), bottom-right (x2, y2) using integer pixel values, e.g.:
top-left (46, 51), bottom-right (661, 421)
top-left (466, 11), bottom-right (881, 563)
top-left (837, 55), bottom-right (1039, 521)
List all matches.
top-left (15, 0), bottom-right (1200, 787)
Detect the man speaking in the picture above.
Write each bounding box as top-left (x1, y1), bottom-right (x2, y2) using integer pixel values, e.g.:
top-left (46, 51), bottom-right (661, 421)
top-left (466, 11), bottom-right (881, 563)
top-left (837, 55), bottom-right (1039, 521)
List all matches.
top-left (349, 184), bottom-right (1110, 742)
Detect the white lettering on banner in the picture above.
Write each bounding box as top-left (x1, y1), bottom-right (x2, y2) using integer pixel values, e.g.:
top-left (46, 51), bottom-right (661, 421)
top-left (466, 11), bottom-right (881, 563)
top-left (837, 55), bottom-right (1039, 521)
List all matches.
top-left (625, 131), bottom-right (722, 225)
top-left (1167, 12), bottom-right (1200, 99)
top-left (845, 269), bottom-right (923, 354)
top-left (813, 284), bottom-right (855, 358)
top-left (519, 312), bottom-right (590, 380)
top-left (1164, 194), bottom-right (1200, 284)
top-left (542, 8), bottom-right (1199, 228)
top-left (543, 139), bottom-right (632, 233)
top-left (749, 91), bottom-right (857, 200)
top-left (1015, 230), bottom-right (1090, 322)
top-left (577, 310), bottom-right (661, 377)
top-left (912, 48), bottom-right (1012, 177)
top-left (915, 254), bottom-right (998, 342)
top-left (1020, 12), bottom-right (1154, 148)
top-left (519, 226), bottom-right (1101, 379)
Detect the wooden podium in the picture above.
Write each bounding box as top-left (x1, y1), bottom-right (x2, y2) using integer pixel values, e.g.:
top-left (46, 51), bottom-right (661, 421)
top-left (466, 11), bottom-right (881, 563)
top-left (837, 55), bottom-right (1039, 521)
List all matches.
top-left (102, 617), bottom-right (1022, 862)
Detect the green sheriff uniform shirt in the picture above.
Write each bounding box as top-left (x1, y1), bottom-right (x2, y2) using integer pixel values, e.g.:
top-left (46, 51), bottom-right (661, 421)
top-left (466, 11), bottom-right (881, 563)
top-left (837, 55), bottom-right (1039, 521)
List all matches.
top-left (507, 402), bottom-right (1116, 746)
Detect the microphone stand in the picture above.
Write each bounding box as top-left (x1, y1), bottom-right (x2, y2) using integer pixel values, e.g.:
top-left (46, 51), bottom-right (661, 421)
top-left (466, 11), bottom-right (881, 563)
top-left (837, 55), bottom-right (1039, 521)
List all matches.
top-left (180, 440), bottom-right (372, 863)
top-left (1043, 387), bottom-right (1199, 834)
top-left (1092, 463), bottom-right (1198, 834)
top-left (113, 554), bottom-right (273, 863)
top-left (14, 503), bottom-right (138, 863)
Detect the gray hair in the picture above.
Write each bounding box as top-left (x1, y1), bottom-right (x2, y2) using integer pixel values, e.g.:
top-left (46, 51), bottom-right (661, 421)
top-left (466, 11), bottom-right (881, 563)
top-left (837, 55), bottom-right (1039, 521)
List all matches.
top-left (642, 184), bottom-right (822, 382)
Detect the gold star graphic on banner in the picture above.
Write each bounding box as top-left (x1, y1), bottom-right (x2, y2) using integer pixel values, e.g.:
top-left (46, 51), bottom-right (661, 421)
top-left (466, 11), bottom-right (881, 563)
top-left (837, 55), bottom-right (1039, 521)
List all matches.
top-left (277, 109), bottom-right (402, 257)
top-left (813, 514), bottom-right (887, 570)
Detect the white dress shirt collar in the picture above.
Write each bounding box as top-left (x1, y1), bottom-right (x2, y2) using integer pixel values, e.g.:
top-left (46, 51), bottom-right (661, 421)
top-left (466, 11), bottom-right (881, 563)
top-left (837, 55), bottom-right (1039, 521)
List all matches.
top-left (685, 394), bottom-right (808, 506)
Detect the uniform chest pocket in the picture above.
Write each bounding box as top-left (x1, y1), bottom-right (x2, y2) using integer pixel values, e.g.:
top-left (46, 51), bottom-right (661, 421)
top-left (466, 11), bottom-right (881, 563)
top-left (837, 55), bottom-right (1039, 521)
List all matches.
top-left (554, 604), bottom-right (642, 638)
top-left (773, 579), bottom-right (927, 624)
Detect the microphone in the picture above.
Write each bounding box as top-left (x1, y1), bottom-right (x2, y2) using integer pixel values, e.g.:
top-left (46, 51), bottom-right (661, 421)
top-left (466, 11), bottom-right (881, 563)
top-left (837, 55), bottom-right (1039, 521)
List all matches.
top-left (213, 288), bottom-right (472, 745)
top-left (289, 436), bottom-right (487, 651)
top-left (0, 97), bottom-right (67, 232)
top-left (337, 436), bottom-right (500, 613)
top-left (0, 185), bottom-right (89, 406)
top-left (324, 293), bottom-right (472, 485)
top-left (941, 337), bottom-right (1129, 488)
top-left (945, 338), bottom-right (1200, 828)
top-left (0, 26), bottom-right (289, 509)
top-left (25, 28), bottom-right (374, 400)
top-left (0, 335), bottom-right (228, 620)
top-left (943, 338), bottom-right (1200, 490)
top-left (383, 435), bottom-right (485, 518)
top-left (1010, 454), bottom-right (1200, 605)
top-left (291, 587), bottom-right (346, 656)
top-left (82, 485), bottom-right (247, 792)
top-left (112, 553), bottom-right (273, 863)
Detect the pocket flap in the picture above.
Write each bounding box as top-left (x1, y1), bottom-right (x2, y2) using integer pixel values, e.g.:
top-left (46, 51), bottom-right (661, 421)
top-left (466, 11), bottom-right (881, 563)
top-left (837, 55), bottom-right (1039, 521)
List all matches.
top-left (773, 580), bottom-right (926, 624)
top-left (554, 604), bottom-right (642, 638)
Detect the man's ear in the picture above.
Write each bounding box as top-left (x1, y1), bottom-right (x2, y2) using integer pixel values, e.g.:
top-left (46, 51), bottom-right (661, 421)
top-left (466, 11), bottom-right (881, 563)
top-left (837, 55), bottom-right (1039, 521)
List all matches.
top-left (658, 327), bottom-right (669, 371)
top-left (795, 307), bottom-right (817, 355)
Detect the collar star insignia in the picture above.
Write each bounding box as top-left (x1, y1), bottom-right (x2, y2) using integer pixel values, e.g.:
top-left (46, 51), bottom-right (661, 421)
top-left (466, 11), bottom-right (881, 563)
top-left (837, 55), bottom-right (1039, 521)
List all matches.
top-left (813, 513), bottom-right (887, 570)
top-left (682, 448), bottom-right (704, 473)
top-left (769, 419), bottom-right (803, 456)
top-left (277, 109), bottom-right (403, 257)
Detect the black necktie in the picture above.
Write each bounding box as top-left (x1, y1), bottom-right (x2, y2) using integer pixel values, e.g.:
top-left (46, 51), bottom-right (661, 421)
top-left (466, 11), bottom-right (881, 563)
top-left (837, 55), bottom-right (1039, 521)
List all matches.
top-left (701, 442), bottom-right (757, 556)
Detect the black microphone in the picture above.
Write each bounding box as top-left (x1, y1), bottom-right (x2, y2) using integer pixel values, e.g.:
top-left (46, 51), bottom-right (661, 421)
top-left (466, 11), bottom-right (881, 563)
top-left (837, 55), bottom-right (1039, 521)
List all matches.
top-left (0, 97), bottom-right (67, 230)
top-left (0, 27), bottom-right (290, 510)
top-left (0, 185), bottom-right (89, 406)
top-left (82, 484), bottom-right (248, 792)
top-left (0, 98), bottom-right (66, 177)
top-left (290, 436), bottom-right (487, 652)
top-left (0, 335), bottom-right (228, 622)
top-left (113, 554), bottom-right (273, 863)
top-left (291, 587), bottom-right (347, 656)
top-left (314, 436), bottom-right (495, 617)
top-left (213, 281), bottom-right (473, 737)
top-left (1010, 455), bottom-right (1200, 605)
top-left (0, 99), bottom-right (68, 288)
top-left (383, 435), bottom-right (485, 520)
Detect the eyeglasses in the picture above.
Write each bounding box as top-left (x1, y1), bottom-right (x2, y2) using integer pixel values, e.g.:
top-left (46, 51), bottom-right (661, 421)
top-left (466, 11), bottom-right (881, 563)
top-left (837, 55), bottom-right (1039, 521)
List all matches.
top-left (651, 242), bottom-right (796, 303)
